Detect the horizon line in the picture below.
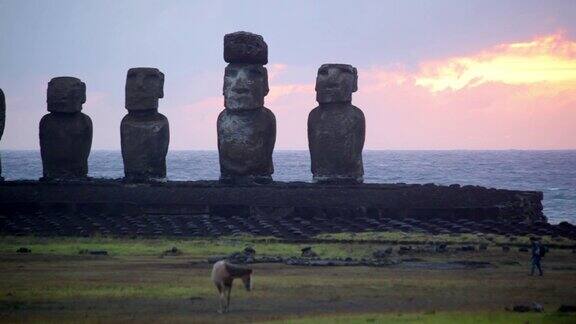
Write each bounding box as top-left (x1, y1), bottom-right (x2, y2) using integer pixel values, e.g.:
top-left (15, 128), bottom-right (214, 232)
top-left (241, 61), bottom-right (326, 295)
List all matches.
top-left (3, 148), bottom-right (576, 152)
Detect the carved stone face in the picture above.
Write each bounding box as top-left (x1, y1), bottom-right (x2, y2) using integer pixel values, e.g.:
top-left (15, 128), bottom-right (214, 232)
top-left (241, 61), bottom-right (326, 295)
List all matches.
top-left (315, 64), bottom-right (358, 104)
top-left (47, 77), bottom-right (86, 113)
top-left (125, 67), bottom-right (164, 111)
top-left (223, 64), bottom-right (269, 111)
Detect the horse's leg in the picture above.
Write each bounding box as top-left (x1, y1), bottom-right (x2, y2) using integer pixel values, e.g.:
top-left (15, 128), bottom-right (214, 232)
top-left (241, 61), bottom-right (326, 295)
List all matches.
top-left (226, 282), bottom-right (233, 312)
top-left (221, 288), bottom-right (227, 314)
top-left (215, 283), bottom-right (224, 314)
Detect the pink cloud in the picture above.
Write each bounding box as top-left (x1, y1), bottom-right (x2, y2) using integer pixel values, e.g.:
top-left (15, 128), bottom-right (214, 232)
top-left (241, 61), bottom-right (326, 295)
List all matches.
top-left (161, 33), bottom-right (576, 150)
top-left (85, 91), bottom-right (109, 108)
top-left (266, 33), bottom-right (576, 149)
top-left (268, 84), bottom-right (313, 104)
top-left (166, 96), bottom-right (222, 150)
top-left (267, 64), bottom-right (288, 81)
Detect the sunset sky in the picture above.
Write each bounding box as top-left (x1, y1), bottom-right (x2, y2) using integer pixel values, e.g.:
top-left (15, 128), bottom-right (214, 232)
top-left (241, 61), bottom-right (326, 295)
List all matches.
top-left (0, 0), bottom-right (575, 150)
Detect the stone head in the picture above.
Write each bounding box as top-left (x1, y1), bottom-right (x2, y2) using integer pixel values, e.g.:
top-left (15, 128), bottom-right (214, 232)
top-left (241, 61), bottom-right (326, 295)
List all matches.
top-left (47, 77), bottom-right (86, 113)
top-left (223, 64), bottom-right (269, 111)
top-left (315, 64), bottom-right (358, 104)
top-left (224, 31), bottom-right (268, 64)
top-left (125, 67), bottom-right (164, 111)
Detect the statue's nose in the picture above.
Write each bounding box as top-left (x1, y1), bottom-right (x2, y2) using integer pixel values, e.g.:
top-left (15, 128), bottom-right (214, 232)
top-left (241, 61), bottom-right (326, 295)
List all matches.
top-left (232, 78), bottom-right (249, 93)
top-left (233, 87), bottom-right (249, 94)
top-left (325, 81), bottom-right (339, 89)
top-left (136, 76), bottom-right (146, 89)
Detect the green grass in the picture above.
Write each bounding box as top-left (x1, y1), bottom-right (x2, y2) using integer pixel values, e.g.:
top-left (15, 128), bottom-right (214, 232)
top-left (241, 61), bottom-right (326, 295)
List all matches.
top-left (1, 232), bottom-right (573, 262)
top-left (0, 235), bottom-right (298, 258)
top-left (0, 235), bottom-right (383, 259)
top-left (315, 231), bottom-right (576, 247)
top-left (265, 311), bottom-right (575, 324)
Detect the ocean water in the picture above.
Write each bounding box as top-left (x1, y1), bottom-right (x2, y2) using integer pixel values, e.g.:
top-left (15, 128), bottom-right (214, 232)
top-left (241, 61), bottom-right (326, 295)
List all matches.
top-left (1, 150), bottom-right (575, 224)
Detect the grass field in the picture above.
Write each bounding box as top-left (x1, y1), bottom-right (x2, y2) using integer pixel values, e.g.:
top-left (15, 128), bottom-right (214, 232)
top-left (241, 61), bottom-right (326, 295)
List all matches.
top-left (0, 234), bottom-right (575, 323)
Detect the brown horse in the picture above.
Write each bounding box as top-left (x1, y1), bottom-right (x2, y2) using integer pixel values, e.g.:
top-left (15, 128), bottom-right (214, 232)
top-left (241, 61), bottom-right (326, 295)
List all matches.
top-left (211, 260), bottom-right (253, 313)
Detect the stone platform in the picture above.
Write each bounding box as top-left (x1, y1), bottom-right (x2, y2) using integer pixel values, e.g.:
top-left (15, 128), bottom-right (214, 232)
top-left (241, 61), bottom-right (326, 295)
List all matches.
top-left (1, 179), bottom-right (571, 239)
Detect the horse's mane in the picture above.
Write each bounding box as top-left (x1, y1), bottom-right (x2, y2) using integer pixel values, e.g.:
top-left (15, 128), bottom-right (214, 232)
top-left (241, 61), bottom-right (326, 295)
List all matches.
top-left (224, 262), bottom-right (253, 277)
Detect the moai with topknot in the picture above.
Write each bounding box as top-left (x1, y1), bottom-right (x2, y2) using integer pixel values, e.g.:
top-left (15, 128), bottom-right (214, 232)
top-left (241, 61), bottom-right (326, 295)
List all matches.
top-left (39, 77), bottom-right (93, 180)
top-left (217, 31), bottom-right (276, 184)
top-left (308, 64), bottom-right (365, 184)
top-left (0, 89), bottom-right (5, 181)
top-left (121, 67), bottom-right (169, 181)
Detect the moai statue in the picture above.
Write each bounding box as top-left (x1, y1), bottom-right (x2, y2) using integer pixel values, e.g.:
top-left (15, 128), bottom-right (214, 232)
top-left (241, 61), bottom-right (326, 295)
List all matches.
top-left (0, 89), bottom-right (5, 181)
top-left (121, 67), bottom-right (169, 181)
top-left (39, 77), bottom-right (93, 180)
top-left (217, 31), bottom-right (276, 184)
top-left (308, 64), bottom-right (365, 184)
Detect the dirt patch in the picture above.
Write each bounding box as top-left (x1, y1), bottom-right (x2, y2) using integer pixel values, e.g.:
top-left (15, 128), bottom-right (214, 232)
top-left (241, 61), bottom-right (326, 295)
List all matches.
top-left (395, 260), bottom-right (494, 270)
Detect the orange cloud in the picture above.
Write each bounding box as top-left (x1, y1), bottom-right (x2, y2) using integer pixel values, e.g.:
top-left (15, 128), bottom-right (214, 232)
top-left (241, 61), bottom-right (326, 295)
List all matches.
top-left (163, 33), bottom-right (576, 150)
top-left (266, 33), bottom-right (576, 150)
top-left (414, 32), bottom-right (576, 92)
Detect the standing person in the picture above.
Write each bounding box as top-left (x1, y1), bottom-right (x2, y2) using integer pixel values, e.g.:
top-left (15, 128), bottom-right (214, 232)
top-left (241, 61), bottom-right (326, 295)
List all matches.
top-left (530, 237), bottom-right (544, 276)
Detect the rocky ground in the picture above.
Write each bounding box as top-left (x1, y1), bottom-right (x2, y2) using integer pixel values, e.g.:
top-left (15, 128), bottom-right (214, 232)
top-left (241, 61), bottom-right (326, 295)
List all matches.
top-left (2, 210), bottom-right (576, 240)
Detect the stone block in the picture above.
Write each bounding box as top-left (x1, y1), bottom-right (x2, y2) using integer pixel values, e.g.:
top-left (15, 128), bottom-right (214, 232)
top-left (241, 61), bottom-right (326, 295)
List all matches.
top-left (224, 31), bottom-right (268, 64)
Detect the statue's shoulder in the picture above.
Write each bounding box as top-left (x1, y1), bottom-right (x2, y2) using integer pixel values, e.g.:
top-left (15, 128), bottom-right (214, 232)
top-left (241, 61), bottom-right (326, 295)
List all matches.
top-left (308, 106), bottom-right (321, 118)
top-left (349, 105), bottom-right (365, 119)
top-left (79, 112), bottom-right (93, 126)
top-left (217, 109), bottom-right (229, 121)
top-left (0, 88), bottom-right (4, 109)
top-left (39, 112), bottom-right (53, 124)
top-left (260, 107), bottom-right (276, 121)
top-left (261, 106), bottom-right (274, 115)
